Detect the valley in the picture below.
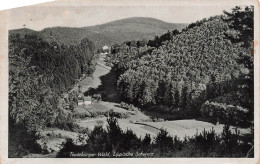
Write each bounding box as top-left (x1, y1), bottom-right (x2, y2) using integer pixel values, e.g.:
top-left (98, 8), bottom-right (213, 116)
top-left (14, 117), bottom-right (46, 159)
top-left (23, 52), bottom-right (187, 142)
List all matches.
top-left (8, 6), bottom-right (255, 158)
top-left (32, 53), bottom-right (251, 157)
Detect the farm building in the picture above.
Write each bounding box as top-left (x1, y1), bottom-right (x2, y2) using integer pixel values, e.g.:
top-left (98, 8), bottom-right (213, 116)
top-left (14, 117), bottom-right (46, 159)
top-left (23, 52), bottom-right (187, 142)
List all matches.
top-left (84, 96), bottom-right (92, 106)
top-left (100, 52), bottom-right (108, 57)
top-left (102, 45), bottom-right (109, 51)
top-left (78, 94), bottom-right (92, 106)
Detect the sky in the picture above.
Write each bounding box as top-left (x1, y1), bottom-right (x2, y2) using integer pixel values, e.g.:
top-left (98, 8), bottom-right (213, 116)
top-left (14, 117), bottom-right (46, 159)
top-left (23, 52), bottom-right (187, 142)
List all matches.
top-left (8, 5), bottom-right (235, 31)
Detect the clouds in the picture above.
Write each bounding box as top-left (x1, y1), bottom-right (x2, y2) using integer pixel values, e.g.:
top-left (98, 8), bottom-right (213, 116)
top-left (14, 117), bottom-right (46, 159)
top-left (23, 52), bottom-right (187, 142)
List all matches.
top-left (8, 6), bottom-right (233, 31)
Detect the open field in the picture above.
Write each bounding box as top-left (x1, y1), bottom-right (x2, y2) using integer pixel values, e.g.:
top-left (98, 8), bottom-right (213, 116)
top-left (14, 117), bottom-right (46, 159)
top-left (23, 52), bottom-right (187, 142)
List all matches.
top-left (74, 101), bottom-right (252, 140)
top-left (76, 116), bottom-right (251, 140)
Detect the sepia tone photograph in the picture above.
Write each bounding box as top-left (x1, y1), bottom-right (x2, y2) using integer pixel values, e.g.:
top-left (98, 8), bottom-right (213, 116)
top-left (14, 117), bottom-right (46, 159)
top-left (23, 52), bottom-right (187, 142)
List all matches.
top-left (0, 0), bottom-right (259, 162)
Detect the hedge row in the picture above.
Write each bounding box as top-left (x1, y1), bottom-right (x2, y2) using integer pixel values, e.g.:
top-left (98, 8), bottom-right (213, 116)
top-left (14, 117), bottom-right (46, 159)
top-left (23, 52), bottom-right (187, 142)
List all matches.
top-left (201, 101), bottom-right (249, 126)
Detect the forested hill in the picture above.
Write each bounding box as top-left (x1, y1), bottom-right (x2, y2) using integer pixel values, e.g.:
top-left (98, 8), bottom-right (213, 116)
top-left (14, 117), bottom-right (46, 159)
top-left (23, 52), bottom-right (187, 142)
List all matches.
top-left (9, 32), bottom-right (97, 139)
top-left (108, 7), bottom-right (253, 121)
top-left (9, 17), bottom-right (187, 49)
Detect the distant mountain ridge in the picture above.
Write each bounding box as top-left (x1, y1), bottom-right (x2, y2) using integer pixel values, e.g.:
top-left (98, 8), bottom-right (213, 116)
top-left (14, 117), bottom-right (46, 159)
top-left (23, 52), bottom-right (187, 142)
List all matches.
top-left (9, 17), bottom-right (187, 49)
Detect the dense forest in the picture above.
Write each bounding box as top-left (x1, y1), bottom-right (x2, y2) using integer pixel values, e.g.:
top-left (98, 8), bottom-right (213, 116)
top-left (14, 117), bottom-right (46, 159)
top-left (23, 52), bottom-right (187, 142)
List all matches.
top-left (9, 33), bottom-right (96, 156)
top-left (107, 6), bottom-right (254, 125)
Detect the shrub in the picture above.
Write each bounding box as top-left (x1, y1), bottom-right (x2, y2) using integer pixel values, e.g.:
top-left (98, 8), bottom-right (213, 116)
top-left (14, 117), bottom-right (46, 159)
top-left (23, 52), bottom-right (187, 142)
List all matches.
top-left (201, 101), bottom-right (249, 126)
top-left (107, 109), bottom-right (130, 119)
top-left (87, 125), bottom-right (110, 153)
top-left (96, 120), bottom-right (104, 126)
top-left (71, 123), bottom-right (90, 134)
top-left (154, 129), bottom-right (174, 154)
top-left (120, 102), bottom-right (139, 111)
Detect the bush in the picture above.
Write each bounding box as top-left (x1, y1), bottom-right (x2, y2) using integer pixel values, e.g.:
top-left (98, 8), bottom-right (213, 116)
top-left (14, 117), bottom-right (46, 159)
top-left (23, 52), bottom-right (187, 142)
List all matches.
top-left (201, 101), bottom-right (249, 126)
top-left (120, 102), bottom-right (139, 111)
top-left (154, 129), bottom-right (174, 154)
top-left (105, 109), bottom-right (130, 119)
top-left (9, 118), bottom-right (42, 157)
top-left (71, 123), bottom-right (90, 134)
top-left (87, 125), bottom-right (110, 153)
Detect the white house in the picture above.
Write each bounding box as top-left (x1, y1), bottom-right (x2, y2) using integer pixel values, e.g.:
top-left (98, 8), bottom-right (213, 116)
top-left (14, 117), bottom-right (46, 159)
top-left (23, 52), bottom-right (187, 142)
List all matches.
top-left (100, 52), bottom-right (108, 57)
top-left (102, 45), bottom-right (109, 51)
top-left (84, 96), bottom-right (92, 106)
top-left (78, 95), bottom-right (92, 106)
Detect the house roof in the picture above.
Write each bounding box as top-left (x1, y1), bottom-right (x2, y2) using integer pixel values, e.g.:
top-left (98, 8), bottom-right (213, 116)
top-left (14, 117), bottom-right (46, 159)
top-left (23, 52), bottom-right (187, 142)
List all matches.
top-left (103, 45), bottom-right (109, 50)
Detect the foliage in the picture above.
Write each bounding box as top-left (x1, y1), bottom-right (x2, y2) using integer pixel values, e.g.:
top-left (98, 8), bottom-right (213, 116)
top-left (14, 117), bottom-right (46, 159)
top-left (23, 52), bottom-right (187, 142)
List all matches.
top-left (223, 6), bottom-right (254, 47)
top-left (147, 29), bottom-right (180, 48)
top-left (106, 7), bottom-right (253, 124)
top-left (106, 109), bottom-right (130, 119)
top-left (201, 101), bottom-right (249, 126)
top-left (154, 129), bottom-right (174, 155)
top-left (8, 117), bottom-right (42, 157)
top-left (9, 33), bottom-right (95, 156)
top-left (222, 6), bottom-right (254, 119)
top-left (57, 116), bottom-right (253, 157)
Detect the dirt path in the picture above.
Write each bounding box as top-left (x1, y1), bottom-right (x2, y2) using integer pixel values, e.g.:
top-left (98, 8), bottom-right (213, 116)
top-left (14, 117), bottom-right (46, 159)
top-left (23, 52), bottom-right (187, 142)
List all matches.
top-left (79, 57), bottom-right (111, 93)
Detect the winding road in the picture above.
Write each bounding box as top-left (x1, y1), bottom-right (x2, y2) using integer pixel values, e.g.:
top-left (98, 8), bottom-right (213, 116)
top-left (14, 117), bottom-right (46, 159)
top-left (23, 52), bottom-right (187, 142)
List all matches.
top-left (79, 56), bottom-right (111, 93)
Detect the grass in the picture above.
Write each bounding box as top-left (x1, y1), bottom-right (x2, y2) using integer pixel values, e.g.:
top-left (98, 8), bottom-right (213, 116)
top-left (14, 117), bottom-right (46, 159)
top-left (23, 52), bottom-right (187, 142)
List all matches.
top-left (142, 125), bottom-right (161, 134)
top-left (73, 102), bottom-right (113, 119)
top-left (86, 103), bottom-right (109, 112)
top-left (80, 65), bottom-right (110, 94)
top-left (73, 106), bottom-right (92, 118)
top-left (87, 67), bottom-right (121, 103)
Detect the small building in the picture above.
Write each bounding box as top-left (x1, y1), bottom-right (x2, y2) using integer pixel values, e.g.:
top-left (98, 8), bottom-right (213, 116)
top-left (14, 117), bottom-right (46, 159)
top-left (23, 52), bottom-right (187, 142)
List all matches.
top-left (78, 94), bottom-right (92, 106)
top-left (84, 96), bottom-right (92, 106)
top-left (102, 45), bottom-right (110, 54)
top-left (102, 45), bottom-right (109, 51)
top-left (100, 52), bottom-right (108, 57)
top-left (78, 94), bottom-right (84, 106)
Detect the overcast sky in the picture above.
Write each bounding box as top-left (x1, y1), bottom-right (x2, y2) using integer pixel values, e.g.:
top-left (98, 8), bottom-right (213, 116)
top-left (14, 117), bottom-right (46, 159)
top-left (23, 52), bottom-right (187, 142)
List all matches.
top-left (8, 5), bottom-right (235, 31)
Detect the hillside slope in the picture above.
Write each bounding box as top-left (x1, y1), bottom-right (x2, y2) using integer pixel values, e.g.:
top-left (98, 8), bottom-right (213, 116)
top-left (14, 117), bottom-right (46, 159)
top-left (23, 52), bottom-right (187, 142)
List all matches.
top-left (108, 15), bottom-right (251, 118)
top-left (10, 17), bottom-right (187, 49)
